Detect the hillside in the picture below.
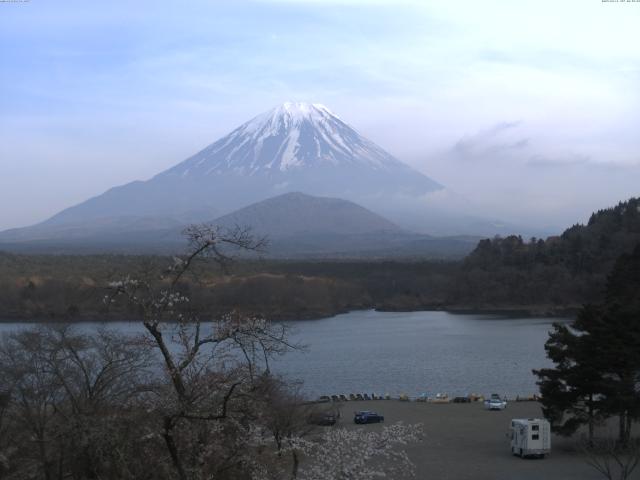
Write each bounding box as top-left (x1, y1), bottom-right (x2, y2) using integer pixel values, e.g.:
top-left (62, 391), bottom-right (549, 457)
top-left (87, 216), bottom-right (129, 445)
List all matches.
top-left (449, 197), bottom-right (640, 309)
top-left (0, 192), bottom-right (478, 258)
top-left (466, 197), bottom-right (640, 273)
top-left (208, 192), bottom-right (478, 258)
top-left (211, 192), bottom-right (402, 237)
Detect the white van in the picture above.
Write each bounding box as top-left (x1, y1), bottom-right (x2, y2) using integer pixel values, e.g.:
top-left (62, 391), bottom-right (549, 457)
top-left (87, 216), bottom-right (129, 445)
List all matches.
top-left (509, 418), bottom-right (551, 458)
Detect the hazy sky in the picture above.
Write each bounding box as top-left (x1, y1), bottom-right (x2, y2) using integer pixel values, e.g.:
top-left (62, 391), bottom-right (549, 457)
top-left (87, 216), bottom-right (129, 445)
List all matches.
top-left (1, 0), bottom-right (639, 231)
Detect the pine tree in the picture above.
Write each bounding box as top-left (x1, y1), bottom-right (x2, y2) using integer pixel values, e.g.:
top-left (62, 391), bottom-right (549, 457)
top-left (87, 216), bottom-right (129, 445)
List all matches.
top-left (594, 245), bottom-right (640, 445)
top-left (534, 244), bottom-right (640, 445)
top-left (534, 308), bottom-right (606, 443)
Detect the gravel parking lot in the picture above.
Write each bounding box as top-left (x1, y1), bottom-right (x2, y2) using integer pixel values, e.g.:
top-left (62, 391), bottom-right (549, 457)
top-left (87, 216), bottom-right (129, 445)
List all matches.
top-left (335, 400), bottom-right (631, 480)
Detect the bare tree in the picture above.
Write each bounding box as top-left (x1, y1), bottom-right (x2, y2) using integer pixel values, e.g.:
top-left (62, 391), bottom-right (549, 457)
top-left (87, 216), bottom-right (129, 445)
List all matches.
top-left (582, 438), bottom-right (640, 480)
top-left (0, 325), bottom-right (154, 480)
top-left (106, 225), bottom-right (299, 480)
top-left (256, 378), bottom-right (334, 480)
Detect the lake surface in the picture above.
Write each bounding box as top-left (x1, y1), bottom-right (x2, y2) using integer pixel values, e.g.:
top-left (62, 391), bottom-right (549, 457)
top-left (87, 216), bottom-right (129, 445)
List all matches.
top-left (0, 310), bottom-right (567, 399)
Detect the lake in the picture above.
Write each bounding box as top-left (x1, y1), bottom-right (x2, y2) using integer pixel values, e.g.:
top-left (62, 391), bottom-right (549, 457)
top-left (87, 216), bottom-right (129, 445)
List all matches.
top-left (0, 310), bottom-right (567, 399)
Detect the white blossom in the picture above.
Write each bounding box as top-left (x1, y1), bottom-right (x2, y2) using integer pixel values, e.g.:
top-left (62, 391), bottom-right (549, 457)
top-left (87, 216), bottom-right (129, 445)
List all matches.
top-left (287, 423), bottom-right (423, 480)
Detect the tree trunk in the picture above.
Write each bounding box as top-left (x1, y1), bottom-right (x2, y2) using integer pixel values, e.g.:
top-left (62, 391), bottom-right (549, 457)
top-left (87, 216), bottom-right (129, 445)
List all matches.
top-left (163, 417), bottom-right (188, 480)
top-left (290, 450), bottom-right (299, 480)
top-left (588, 395), bottom-right (594, 446)
top-left (618, 411), bottom-right (631, 447)
top-left (37, 434), bottom-right (53, 480)
top-left (624, 413), bottom-right (632, 446)
top-left (145, 323), bottom-right (186, 399)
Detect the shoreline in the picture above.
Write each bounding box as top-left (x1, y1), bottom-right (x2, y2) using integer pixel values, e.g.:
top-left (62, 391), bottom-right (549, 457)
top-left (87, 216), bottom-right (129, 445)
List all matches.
top-left (0, 305), bottom-right (577, 324)
top-left (0, 304), bottom-right (577, 324)
top-left (375, 304), bottom-right (579, 318)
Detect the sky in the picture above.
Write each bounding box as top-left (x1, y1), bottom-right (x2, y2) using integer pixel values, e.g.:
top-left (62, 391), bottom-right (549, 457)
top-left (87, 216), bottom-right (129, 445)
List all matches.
top-left (1, 0), bottom-right (639, 231)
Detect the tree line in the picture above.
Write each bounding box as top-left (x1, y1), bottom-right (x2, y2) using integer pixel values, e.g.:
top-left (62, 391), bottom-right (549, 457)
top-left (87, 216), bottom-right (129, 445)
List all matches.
top-left (2, 198), bottom-right (639, 320)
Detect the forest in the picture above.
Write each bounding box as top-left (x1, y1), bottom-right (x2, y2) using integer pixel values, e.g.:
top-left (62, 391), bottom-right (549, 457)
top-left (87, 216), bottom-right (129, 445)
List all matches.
top-left (0, 197), bottom-right (638, 322)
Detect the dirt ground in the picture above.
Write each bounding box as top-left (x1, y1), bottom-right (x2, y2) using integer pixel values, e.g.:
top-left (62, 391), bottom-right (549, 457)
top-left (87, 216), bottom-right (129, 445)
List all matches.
top-left (332, 400), bottom-right (637, 480)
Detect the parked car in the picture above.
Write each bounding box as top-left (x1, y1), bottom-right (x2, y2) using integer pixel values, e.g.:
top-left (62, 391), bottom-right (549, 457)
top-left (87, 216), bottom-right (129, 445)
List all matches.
top-left (308, 411), bottom-right (338, 426)
top-left (453, 396), bottom-right (471, 403)
top-left (484, 393), bottom-right (507, 410)
top-left (354, 410), bottom-right (384, 424)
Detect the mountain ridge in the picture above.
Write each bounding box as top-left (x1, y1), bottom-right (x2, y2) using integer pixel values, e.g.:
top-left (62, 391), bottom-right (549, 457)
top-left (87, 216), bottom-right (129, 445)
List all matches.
top-left (0, 102), bottom-right (535, 243)
top-left (33, 102), bottom-right (442, 231)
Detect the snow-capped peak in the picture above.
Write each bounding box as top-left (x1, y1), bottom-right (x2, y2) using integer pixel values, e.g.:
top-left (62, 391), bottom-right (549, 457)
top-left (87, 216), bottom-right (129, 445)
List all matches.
top-left (276, 101), bottom-right (337, 121)
top-left (163, 102), bottom-right (405, 177)
top-left (240, 102), bottom-right (338, 138)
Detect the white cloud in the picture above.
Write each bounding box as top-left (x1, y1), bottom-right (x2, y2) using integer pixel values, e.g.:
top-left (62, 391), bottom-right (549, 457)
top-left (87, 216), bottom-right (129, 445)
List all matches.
top-left (1, 0), bottom-right (639, 230)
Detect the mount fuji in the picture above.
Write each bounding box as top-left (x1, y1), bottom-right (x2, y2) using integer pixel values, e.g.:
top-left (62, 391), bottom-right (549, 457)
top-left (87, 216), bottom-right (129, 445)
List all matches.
top-left (44, 102), bottom-right (442, 226)
top-left (165, 102), bottom-right (433, 179)
top-left (1, 102), bottom-right (452, 243)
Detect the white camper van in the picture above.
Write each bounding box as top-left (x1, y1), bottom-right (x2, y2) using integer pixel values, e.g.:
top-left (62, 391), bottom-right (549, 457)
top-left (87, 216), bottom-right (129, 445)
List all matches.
top-left (509, 418), bottom-right (551, 458)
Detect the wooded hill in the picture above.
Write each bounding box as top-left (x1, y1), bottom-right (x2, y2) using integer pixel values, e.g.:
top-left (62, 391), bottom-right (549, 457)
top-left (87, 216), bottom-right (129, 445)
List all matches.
top-left (449, 197), bottom-right (640, 310)
top-left (0, 197), bottom-right (638, 321)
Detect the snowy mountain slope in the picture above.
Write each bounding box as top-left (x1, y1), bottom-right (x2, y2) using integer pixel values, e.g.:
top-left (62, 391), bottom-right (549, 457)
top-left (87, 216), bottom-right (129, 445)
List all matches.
top-left (162, 102), bottom-right (410, 176)
top-left (0, 101), bottom-right (544, 249)
top-left (31, 102), bottom-right (442, 229)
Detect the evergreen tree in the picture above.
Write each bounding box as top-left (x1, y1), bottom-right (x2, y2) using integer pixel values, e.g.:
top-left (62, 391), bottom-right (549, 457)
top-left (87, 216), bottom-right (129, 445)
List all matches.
top-left (594, 245), bottom-right (640, 445)
top-left (534, 244), bottom-right (640, 445)
top-left (534, 307), bottom-right (606, 443)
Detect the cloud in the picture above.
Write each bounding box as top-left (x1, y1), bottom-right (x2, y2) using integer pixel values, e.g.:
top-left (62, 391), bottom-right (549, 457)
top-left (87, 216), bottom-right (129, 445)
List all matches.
top-left (1, 0), bottom-right (640, 231)
top-left (452, 121), bottom-right (529, 159)
top-left (450, 123), bottom-right (599, 171)
top-left (526, 154), bottom-right (590, 168)
top-left (526, 154), bottom-right (640, 169)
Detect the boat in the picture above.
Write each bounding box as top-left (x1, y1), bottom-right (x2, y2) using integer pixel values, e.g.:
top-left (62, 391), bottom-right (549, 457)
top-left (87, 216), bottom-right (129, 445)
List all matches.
top-left (430, 393), bottom-right (450, 404)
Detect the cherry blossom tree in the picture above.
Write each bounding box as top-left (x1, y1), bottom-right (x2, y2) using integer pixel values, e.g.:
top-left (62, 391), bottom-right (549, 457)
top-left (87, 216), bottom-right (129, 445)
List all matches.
top-left (106, 225), bottom-right (300, 480)
top-left (288, 423), bottom-right (423, 480)
top-left (0, 224), bottom-right (425, 480)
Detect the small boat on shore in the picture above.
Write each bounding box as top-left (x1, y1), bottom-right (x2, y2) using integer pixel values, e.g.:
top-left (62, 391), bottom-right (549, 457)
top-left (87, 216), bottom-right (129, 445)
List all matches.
top-left (429, 393), bottom-right (450, 404)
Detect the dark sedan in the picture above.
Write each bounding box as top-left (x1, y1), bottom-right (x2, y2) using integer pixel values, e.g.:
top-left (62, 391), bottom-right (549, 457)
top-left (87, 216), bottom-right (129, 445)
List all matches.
top-left (354, 411), bottom-right (384, 424)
